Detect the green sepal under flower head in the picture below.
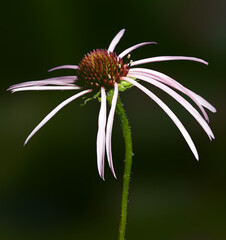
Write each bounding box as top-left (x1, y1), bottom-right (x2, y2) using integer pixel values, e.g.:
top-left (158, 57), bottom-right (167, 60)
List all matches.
top-left (118, 79), bottom-right (135, 92)
top-left (81, 91), bottom-right (101, 106)
top-left (81, 78), bottom-right (136, 106)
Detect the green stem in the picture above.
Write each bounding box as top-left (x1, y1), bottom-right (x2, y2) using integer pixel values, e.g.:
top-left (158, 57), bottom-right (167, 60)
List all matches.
top-left (107, 91), bottom-right (133, 240)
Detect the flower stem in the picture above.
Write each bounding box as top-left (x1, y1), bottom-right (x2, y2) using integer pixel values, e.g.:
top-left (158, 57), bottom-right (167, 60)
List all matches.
top-left (107, 91), bottom-right (133, 240)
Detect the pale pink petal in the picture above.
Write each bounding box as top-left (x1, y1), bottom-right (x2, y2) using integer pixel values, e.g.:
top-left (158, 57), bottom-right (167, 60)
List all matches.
top-left (96, 87), bottom-right (107, 180)
top-left (185, 90), bottom-right (217, 113)
top-left (106, 83), bottom-right (118, 178)
top-left (121, 77), bottom-right (199, 160)
top-left (129, 68), bottom-right (213, 121)
top-left (8, 76), bottom-right (77, 91)
top-left (48, 65), bottom-right (79, 72)
top-left (118, 42), bottom-right (157, 59)
top-left (10, 86), bottom-right (81, 93)
top-left (131, 56), bottom-right (208, 67)
top-left (128, 72), bottom-right (214, 140)
top-left (24, 89), bottom-right (92, 145)
top-left (108, 29), bottom-right (125, 53)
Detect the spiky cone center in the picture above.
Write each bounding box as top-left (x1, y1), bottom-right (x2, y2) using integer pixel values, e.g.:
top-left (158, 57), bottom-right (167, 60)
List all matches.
top-left (77, 49), bottom-right (129, 90)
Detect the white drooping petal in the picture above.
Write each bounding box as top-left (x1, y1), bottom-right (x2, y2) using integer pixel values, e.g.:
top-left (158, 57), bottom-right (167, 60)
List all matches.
top-left (108, 29), bottom-right (125, 53)
top-left (186, 90), bottom-right (217, 113)
top-left (128, 72), bottom-right (215, 140)
top-left (106, 83), bottom-right (118, 178)
top-left (121, 77), bottom-right (199, 160)
top-left (48, 65), bottom-right (79, 72)
top-left (8, 76), bottom-right (77, 91)
top-left (24, 89), bottom-right (92, 145)
top-left (96, 87), bottom-right (107, 180)
top-left (129, 68), bottom-right (215, 121)
top-left (118, 42), bottom-right (157, 59)
top-left (11, 86), bottom-right (81, 93)
top-left (131, 56), bottom-right (208, 67)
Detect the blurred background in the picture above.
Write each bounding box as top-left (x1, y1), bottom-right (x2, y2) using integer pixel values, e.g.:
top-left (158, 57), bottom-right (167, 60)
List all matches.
top-left (0, 0), bottom-right (225, 239)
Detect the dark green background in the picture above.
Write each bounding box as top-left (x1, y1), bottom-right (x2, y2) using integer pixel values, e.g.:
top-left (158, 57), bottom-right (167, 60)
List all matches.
top-left (0, 0), bottom-right (225, 239)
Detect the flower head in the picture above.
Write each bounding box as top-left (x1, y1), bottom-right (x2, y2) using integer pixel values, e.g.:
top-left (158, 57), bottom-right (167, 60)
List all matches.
top-left (8, 29), bottom-right (216, 180)
top-left (76, 49), bottom-right (129, 90)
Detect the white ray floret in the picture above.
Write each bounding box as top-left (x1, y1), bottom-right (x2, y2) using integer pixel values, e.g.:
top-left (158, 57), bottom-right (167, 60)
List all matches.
top-left (96, 87), bottom-right (107, 180)
top-left (10, 86), bottom-right (81, 93)
top-left (24, 89), bottom-right (92, 145)
top-left (128, 72), bottom-right (214, 140)
top-left (108, 29), bottom-right (125, 53)
top-left (8, 76), bottom-right (77, 91)
top-left (48, 65), bottom-right (79, 72)
top-left (131, 56), bottom-right (208, 67)
top-left (106, 83), bottom-right (118, 179)
top-left (118, 42), bottom-right (157, 59)
top-left (129, 68), bottom-right (215, 121)
top-left (122, 77), bottom-right (199, 160)
top-left (185, 89), bottom-right (216, 113)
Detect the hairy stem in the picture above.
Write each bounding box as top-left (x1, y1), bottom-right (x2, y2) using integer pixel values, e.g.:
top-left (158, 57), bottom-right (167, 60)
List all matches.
top-left (107, 91), bottom-right (133, 240)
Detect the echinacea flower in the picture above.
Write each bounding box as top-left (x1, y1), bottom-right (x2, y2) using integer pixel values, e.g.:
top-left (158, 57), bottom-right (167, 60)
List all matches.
top-left (8, 29), bottom-right (216, 180)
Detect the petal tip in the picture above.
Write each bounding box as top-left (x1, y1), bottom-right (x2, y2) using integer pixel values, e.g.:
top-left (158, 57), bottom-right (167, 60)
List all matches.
top-left (195, 155), bottom-right (199, 161)
top-left (212, 107), bottom-right (217, 113)
top-left (7, 86), bottom-right (14, 93)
